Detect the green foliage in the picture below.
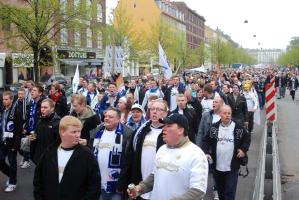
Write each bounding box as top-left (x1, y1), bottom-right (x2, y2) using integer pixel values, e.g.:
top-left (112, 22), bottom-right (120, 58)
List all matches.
top-left (278, 37), bottom-right (299, 67)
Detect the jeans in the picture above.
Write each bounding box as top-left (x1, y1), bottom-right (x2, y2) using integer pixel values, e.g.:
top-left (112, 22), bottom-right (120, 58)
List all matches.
top-left (290, 90), bottom-right (296, 101)
top-left (215, 169), bottom-right (239, 200)
top-left (258, 92), bottom-right (265, 109)
top-left (19, 150), bottom-right (30, 162)
top-left (101, 190), bottom-right (123, 200)
top-left (0, 145), bottom-right (18, 185)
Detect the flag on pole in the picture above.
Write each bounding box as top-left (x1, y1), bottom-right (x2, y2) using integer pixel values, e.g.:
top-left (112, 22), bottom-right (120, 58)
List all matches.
top-left (72, 64), bottom-right (80, 94)
top-left (159, 43), bottom-right (172, 79)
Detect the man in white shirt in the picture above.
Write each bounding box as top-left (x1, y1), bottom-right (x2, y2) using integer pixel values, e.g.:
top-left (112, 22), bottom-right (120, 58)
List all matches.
top-left (128, 114), bottom-right (209, 200)
top-left (117, 99), bottom-right (168, 200)
top-left (202, 105), bottom-right (251, 200)
top-left (93, 107), bottom-right (133, 200)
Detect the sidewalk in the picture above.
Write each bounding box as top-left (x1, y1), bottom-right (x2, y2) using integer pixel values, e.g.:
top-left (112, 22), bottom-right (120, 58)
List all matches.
top-left (277, 94), bottom-right (299, 199)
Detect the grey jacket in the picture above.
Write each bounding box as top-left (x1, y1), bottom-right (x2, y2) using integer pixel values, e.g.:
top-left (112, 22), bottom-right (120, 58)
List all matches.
top-left (196, 111), bottom-right (220, 148)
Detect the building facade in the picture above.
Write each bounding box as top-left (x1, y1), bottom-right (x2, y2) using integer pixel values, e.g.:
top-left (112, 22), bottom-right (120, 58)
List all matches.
top-left (56, 0), bottom-right (106, 79)
top-left (172, 1), bottom-right (205, 49)
top-left (247, 49), bottom-right (283, 65)
top-left (0, 0), bottom-right (106, 85)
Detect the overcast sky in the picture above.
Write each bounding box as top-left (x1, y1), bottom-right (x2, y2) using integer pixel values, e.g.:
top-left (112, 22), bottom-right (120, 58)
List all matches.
top-left (106, 0), bottom-right (299, 50)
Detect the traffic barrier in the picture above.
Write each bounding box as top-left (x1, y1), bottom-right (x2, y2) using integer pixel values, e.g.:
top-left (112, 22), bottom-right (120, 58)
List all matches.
top-left (265, 77), bottom-right (276, 122)
top-left (252, 122), bottom-right (281, 200)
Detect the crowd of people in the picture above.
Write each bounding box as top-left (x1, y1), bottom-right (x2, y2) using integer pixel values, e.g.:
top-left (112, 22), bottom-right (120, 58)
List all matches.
top-left (0, 67), bottom-right (298, 200)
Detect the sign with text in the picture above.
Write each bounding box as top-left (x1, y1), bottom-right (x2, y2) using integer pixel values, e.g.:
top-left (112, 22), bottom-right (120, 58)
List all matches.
top-left (57, 49), bottom-right (96, 60)
top-left (12, 53), bottom-right (34, 68)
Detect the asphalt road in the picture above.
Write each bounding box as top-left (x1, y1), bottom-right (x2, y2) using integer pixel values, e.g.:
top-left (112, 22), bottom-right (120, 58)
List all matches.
top-left (277, 93), bottom-right (299, 199)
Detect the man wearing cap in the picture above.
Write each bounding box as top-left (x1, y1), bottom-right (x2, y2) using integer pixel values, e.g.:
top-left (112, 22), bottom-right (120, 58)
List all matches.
top-left (127, 113), bottom-right (209, 200)
top-left (117, 100), bottom-right (168, 200)
top-left (126, 104), bottom-right (146, 131)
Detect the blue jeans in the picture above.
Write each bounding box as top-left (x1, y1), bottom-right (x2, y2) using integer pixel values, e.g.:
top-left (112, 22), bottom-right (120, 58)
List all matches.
top-left (258, 92), bottom-right (265, 109)
top-left (101, 190), bottom-right (123, 200)
top-left (215, 169), bottom-right (239, 200)
top-left (0, 145), bottom-right (18, 185)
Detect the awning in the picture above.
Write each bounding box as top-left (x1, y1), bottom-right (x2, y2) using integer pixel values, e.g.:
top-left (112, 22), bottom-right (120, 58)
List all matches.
top-left (59, 58), bottom-right (104, 66)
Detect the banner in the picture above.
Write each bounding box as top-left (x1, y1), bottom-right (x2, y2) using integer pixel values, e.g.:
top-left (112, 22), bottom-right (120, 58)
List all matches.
top-left (12, 53), bottom-right (34, 68)
top-left (159, 43), bottom-right (172, 79)
top-left (0, 53), bottom-right (5, 68)
top-left (72, 64), bottom-right (80, 93)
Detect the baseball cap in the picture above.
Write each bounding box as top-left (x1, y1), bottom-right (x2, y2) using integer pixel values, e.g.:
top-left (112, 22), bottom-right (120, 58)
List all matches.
top-left (131, 104), bottom-right (145, 113)
top-left (159, 113), bottom-right (189, 131)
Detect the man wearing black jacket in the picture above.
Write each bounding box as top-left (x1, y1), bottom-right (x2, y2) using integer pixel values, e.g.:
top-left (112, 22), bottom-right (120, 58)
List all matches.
top-left (164, 76), bottom-right (185, 112)
top-left (70, 94), bottom-right (101, 147)
top-left (227, 84), bottom-right (249, 128)
top-left (202, 105), bottom-right (251, 200)
top-left (172, 94), bottom-right (197, 143)
top-left (0, 91), bottom-right (23, 192)
top-left (33, 116), bottom-right (100, 200)
top-left (30, 99), bottom-right (60, 164)
top-left (117, 99), bottom-right (168, 200)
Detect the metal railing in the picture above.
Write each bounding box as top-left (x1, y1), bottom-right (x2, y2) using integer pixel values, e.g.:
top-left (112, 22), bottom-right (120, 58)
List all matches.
top-left (252, 122), bottom-right (281, 200)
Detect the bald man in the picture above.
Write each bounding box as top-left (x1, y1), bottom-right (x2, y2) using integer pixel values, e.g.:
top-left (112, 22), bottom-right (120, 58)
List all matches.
top-left (202, 105), bottom-right (251, 200)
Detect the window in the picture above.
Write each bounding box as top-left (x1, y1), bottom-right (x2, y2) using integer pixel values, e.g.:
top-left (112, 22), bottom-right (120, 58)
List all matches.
top-left (74, 28), bottom-right (81, 47)
top-left (97, 3), bottom-right (103, 22)
top-left (60, 28), bottom-right (68, 45)
top-left (86, 28), bottom-right (92, 48)
top-left (97, 31), bottom-right (103, 49)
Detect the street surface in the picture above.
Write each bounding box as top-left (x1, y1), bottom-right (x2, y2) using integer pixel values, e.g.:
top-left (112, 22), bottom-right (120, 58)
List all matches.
top-left (0, 111), bottom-right (265, 200)
top-left (277, 92), bottom-right (299, 199)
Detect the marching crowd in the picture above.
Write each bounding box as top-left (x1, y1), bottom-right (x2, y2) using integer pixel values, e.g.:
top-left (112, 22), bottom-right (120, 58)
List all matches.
top-left (0, 67), bottom-right (298, 200)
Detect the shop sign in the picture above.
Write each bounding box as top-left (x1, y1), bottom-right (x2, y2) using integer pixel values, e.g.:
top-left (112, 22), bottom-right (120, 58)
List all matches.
top-left (12, 53), bottom-right (34, 68)
top-left (57, 49), bottom-right (96, 60)
top-left (0, 53), bottom-right (5, 68)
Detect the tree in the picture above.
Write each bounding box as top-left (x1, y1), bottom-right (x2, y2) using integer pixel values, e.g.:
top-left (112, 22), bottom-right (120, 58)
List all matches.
top-left (0, 0), bottom-right (91, 81)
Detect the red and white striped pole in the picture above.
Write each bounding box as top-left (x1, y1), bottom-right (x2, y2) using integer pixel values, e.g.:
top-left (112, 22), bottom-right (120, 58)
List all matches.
top-left (265, 77), bottom-right (276, 122)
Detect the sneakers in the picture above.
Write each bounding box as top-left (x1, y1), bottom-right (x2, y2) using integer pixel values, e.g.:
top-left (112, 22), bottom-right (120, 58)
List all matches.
top-left (21, 161), bottom-right (31, 169)
top-left (4, 184), bottom-right (16, 192)
top-left (19, 158), bottom-right (24, 166)
top-left (213, 190), bottom-right (219, 200)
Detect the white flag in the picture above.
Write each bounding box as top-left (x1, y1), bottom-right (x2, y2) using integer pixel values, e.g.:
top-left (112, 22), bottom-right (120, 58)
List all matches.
top-left (159, 43), bottom-right (172, 79)
top-left (72, 64), bottom-right (80, 94)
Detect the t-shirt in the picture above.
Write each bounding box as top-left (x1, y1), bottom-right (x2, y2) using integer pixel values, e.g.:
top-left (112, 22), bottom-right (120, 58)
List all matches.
top-left (94, 129), bottom-right (118, 190)
top-left (201, 98), bottom-right (214, 113)
top-left (212, 114), bottom-right (221, 124)
top-left (141, 127), bottom-right (162, 199)
top-left (150, 141), bottom-right (208, 200)
top-left (170, 87), bottom-right (179, 112)
top-left (216, 122), bottom-right (235, 172)
top-left (57, 148), bottom-right (74, 183)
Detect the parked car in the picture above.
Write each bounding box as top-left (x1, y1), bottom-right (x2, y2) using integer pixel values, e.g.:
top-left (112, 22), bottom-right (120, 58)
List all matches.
top-left (44, 74), bottom-right (68, 86)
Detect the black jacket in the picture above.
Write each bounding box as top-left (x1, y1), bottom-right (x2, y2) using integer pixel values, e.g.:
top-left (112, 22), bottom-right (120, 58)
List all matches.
top-left (33, 143), bottom-right (101, 200)
top-left (164, 85), bottom-right (185, 108)
top-left (0, 103), bottom-right (23, 150)
top-left (187, 97), bottom-right (203, 125)
top-left (50, 95), bottom-right (68, 118)
top-left (202, 121), bottom-right (251, 171)
top-left (25, 96), bottom-right (46, 134)
top-left (172, 107), bottom-right (197, 143)
top-left (31, 113), bottom-right (60, 164)
top-left (71, 111), bottom-right (101, 147)
top-left (117, 120), bottom-right (164, 192)
top-left (275, 76), bottom-right (287, 87)
top-left (227, 93), bottom-right (248, 126)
